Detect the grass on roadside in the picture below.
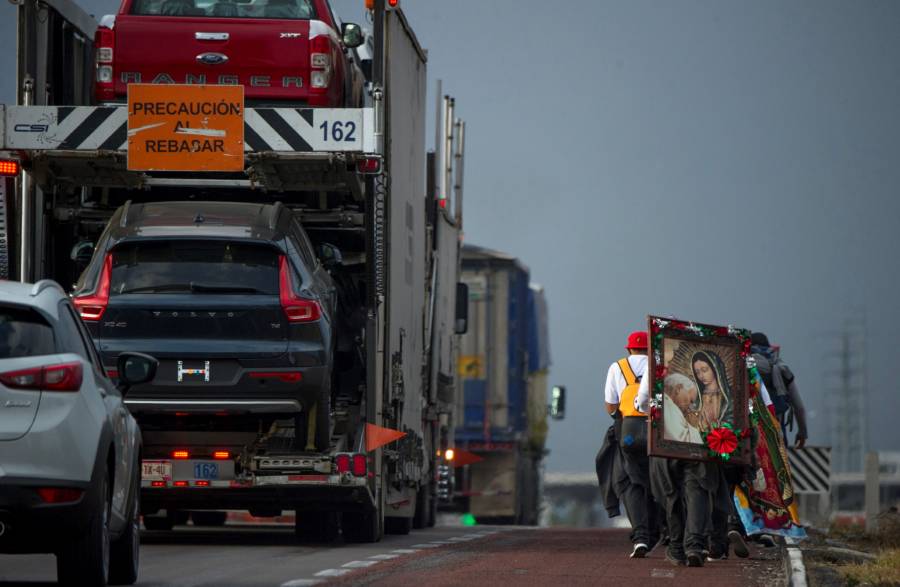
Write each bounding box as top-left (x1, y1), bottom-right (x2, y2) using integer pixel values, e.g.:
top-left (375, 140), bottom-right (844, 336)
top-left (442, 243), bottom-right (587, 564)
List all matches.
top-left (838, 549), bottom-right (900, 587)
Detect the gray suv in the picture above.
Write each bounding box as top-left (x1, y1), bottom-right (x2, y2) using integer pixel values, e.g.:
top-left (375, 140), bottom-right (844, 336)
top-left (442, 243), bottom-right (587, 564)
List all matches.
top-left (0, 279), bottom-right (156, 586)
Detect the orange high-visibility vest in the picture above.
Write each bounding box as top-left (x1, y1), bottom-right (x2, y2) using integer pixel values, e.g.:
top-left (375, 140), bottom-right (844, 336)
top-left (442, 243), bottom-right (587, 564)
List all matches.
top-left (617, 358), bottom-right (647, 418)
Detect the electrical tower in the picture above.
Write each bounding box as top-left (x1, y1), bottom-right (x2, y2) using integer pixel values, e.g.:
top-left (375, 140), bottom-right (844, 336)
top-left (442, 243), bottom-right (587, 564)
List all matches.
top-left (826, 318), bottom-right (867, 473)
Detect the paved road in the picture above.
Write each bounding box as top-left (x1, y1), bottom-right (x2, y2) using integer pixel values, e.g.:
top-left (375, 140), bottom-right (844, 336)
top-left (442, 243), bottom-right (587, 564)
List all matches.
top-left (0, 524), bottom-right (786, 586)
top-left (0, 518), bottom-right (505, 586)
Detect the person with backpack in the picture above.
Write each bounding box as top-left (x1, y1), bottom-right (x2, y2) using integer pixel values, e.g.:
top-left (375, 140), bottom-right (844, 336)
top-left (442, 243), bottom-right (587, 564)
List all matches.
top-left (602, 330), bottom-right (660, 558)
top-left (751, 332), bottom-right (808, 447)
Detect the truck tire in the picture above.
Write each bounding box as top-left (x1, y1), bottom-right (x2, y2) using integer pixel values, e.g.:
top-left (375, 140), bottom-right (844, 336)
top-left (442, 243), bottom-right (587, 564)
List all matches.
top-left (341, 509), bottom-right (381, 543)
top-left (57, 470), bottom-right (111, 586)
top-left (384, 515), bottom-right (412, 535)
top-left (109, 469), bottom-right (140, 585)
top-left (413, 484), bottom-right (431, 529)
top-left (191, 511), bottom-right (228, 527)
top-left (295, 511), bottom-right (339, 543)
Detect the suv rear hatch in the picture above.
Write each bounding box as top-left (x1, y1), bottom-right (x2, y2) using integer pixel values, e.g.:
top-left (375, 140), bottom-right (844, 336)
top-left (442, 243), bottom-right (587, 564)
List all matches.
top-left (113, 0), bottom-right (316, 102)
top-left (0, 306), bottom-right (56, 441)
top-left (98, 239), bottom-right (290, 392)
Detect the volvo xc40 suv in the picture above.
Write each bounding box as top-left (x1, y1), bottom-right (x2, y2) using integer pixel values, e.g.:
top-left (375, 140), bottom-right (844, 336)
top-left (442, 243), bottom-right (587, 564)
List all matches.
top-left (0, 279), bottom-right (157, 586)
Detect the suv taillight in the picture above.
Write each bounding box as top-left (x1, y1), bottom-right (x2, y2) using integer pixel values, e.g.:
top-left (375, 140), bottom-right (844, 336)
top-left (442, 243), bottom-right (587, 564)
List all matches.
top-left (279, 256), bottom-right (321, 323)
top-left (0, 362), bottom-right (83, 392)
top-left (94, 25), bottom-right (115, 102)
top-left (309, 34), bottom-right (332, 105)
top-left (73, 253), bottom-right (112, 322)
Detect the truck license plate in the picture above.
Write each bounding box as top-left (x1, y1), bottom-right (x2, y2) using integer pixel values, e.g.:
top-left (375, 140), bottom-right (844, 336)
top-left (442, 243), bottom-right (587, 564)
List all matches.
top-left (193, 462), bottom-right (219, 480)
top-left (142, 461), bottom-right (172, 480)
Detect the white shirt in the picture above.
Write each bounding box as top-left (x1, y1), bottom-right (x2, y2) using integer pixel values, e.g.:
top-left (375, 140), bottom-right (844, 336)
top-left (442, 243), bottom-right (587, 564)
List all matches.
top-left (604, 355), bottom-right (647, 405)
top-left (635, 367), bottom-right (774, 412)
top-left (663, 394), bottom-right (704, 444)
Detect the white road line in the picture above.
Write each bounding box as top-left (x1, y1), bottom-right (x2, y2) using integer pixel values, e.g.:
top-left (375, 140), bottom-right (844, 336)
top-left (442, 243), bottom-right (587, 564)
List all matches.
top-left (411, 543), bottom-right (443, 548)
top-left (428, 541), bottom-right (452, 545)
top-left (342, 560), bottom-right (379, 568)
top-left (391, 548), bottom-right (419, 554)
top-left (369, 554), bottom-right (400, 560)
top-left (281, 580), bottom-right (322, 587)
top-left (313, 569), bottom-right (352, 577)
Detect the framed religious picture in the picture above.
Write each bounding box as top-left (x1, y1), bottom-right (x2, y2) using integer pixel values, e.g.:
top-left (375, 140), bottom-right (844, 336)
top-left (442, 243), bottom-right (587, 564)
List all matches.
top-left (647, 315), bottom-right (753, 464)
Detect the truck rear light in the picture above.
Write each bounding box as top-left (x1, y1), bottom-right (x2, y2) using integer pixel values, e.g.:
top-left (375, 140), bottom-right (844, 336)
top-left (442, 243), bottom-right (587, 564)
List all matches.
top-left (335, 454), bottom-right (350, 473)
top-left (194, 480), bottom-right (210, 487)
top-left (172, 450), bottom-right (190, 459)
top-left (0, 362), bottom-right (83, 392)
top-left (150, 480), bottom-right (166, 488)
top-left (279, 256), bottom-right (321, 323)
top-left (356, 157), bottom-right (382, 175)
top-left (94, 24), bottom-right (115, 102)
top-left (351, 454), bottom-right (366, 477)
top-left (310, 71), bottom-right (329, 89)
top-left (311, 53), bottom-right (331, 69)
top-left (73, 254), bottom-right (111, 322)
top-left (173, 480), bottom-right (188, 487)
top-left (213, 451), bottom-right (231, 460)
top-left (249, 371), bottom-right (303, 383)
top-left (0, 160), bottom-right (20, 177)
top-left (36, 488), bottom-right (84, 504)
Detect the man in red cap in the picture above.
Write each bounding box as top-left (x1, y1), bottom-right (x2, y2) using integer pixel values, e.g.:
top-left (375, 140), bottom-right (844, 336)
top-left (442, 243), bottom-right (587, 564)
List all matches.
top-left (601, 330), bottom-right (659, 558)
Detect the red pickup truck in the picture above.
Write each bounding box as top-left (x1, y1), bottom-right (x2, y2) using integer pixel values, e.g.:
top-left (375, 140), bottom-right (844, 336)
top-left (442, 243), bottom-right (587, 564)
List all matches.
top-left (95, 0), bottom-right (366, 107)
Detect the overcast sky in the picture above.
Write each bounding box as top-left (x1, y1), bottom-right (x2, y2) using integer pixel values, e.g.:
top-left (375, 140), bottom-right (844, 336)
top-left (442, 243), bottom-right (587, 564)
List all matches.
top-left (2, 1), bottom-right (899, 474)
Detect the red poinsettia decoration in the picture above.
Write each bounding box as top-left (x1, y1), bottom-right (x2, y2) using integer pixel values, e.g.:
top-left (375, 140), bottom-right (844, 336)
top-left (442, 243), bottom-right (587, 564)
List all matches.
top-left (706, 425), bottom-right (738, 456)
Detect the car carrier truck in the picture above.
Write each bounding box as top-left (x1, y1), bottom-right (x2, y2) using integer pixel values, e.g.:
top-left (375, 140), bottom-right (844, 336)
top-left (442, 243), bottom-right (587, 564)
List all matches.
top-left (443, 244), bottom-right (563, 525)
top-left (1, 0), bottom-right (466, 541)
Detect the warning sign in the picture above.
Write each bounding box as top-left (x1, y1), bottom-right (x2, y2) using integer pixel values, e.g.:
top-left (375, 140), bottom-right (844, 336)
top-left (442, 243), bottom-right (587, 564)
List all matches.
top-left (127, 84), bottom-right (244, 172)
top-left (458, 355), bottom-right (485, 379)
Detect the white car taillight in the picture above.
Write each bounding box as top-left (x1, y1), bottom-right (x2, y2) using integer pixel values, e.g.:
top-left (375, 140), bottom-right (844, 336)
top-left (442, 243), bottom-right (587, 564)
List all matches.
top-left (310, 70), bottom-right (329, 89)
top-left (96, 47), bottom-right (113, 63)
top-left (96, 66), bottom-right (113, 83)
top-left (311, 53), bottom-right (330, 69)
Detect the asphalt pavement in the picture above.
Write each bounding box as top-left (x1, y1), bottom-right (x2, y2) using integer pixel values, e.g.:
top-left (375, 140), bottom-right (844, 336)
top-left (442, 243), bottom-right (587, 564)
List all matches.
top-left (0, 521), bottom-right (786, 586)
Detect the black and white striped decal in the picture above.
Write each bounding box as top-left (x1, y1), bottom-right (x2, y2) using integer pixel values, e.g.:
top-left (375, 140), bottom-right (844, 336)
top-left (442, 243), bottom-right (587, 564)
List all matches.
top-left (788, 446), bottom-right (831, 493)
top-left (3, 106), bottom-right (372, 153)
top-left (0, 178), bottom-right (9, 279)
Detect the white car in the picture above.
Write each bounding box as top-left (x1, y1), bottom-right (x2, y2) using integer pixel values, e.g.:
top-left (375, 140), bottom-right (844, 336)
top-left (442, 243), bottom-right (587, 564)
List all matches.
top-left (0, 279), bottom-right (157, 586)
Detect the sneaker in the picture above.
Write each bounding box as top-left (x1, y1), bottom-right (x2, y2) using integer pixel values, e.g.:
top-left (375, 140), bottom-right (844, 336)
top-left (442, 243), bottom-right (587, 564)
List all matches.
top-left (706, 550), bottom-right (728, 561)
top-left (630, 543), bottom-right (649, 558)
top-left (728, 530), bottom-right (750, 558)
top-left (665, 550), bottom-right (686, 566)
top-left (686, 552), bottom-right (705, 567)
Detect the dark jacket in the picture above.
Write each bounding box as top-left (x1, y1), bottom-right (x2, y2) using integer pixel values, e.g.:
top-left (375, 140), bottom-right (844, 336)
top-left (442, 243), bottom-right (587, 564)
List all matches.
top-left (595, 424), bottom-right (621, 517)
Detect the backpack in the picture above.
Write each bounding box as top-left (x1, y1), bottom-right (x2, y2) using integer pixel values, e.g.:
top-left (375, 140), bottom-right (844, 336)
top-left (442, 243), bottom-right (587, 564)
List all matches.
top-left (616, 358), bottom-right (647, 454)
top-left (753, 351), bottom-right (796, 432)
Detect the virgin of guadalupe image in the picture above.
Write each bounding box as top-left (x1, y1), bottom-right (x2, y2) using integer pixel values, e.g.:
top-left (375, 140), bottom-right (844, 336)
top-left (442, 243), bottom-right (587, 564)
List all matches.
top-left (691, 350), bottom-right (733, 431)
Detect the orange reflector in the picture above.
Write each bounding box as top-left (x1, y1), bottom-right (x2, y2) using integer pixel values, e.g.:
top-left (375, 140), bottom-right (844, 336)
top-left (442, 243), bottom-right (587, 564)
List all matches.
top-left (0, 160), bottom-right (20, 177)
top-left (172, 450), bottom-right (189, 459)
top-left (356, 157), bottom-right (382, 174)
top-left (365, 423), bottom-right (406, 452)
top-left (213, 451), bottom-right (230, 460)
top-left (150, 480), bottom-right (166, 488)
top-left (438, 198), bottom-right (448, 209)
top-left (194, 480), bottom-right (210, 487)
top-left (173, 480), bottom-right (188, 487)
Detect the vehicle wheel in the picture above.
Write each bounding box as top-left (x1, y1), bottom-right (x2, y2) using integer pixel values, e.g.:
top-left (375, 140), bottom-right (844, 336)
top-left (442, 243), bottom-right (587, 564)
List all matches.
top-left (142, 513), bottom-right (174, 532)
top-left (413, 484), bottom-right (431, 529)
top-left (341, 510), bottom-right (381, 543)
top-left (314, 374), bottom-right (333, 452)
top-left (190, 511), bottom-right (228, 527)
top-left (57, 469), bottom-right (111, 586)
top-left (294, 510), bottom-right (339, 543)
top-left (109, 468), bottom-right (140, 585)
top-left (384, 515), bottom-right (412, 535)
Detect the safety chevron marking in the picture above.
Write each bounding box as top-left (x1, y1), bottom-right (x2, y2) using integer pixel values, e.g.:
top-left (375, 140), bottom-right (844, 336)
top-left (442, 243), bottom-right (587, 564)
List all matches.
top-left (2, 105), bottom-right (373, 153)
top-left (788, 446), bottom-right (831, 493)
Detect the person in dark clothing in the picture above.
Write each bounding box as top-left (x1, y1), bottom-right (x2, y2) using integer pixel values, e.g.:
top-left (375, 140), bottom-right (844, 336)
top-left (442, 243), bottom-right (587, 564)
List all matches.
top-left (751, 332), bottom-right (808, 448)
top-left (601, 331), bottom-right (660, 558)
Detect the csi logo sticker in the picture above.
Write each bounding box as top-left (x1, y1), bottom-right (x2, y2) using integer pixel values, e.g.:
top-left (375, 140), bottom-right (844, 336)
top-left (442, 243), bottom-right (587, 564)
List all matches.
top-left (177, 360), bottom-right (211, 383)
top-left (14, 124), bottom-right (49, 133)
